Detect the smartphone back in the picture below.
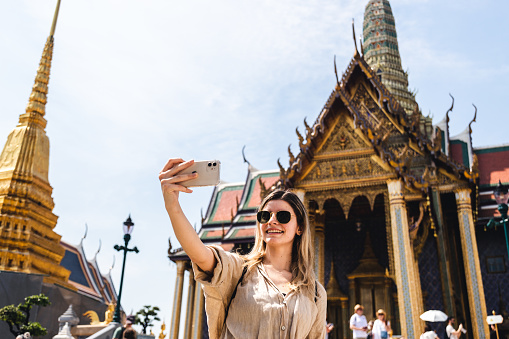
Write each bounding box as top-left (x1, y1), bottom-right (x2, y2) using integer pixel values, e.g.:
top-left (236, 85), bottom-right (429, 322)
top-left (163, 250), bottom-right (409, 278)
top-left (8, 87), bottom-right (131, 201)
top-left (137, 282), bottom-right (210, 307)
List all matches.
top-left (180, 160), bottom-right (221, 187)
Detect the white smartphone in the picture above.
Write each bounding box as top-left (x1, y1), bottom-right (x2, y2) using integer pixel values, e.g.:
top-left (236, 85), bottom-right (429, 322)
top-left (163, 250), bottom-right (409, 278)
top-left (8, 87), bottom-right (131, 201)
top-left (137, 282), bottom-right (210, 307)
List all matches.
top-left (180, 160), bottom-right (221, 187)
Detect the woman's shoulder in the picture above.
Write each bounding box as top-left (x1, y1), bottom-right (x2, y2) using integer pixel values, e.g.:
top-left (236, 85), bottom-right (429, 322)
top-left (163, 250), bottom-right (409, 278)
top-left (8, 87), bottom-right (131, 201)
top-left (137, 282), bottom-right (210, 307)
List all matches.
top-left (315, 280), bottom-right (326, 296)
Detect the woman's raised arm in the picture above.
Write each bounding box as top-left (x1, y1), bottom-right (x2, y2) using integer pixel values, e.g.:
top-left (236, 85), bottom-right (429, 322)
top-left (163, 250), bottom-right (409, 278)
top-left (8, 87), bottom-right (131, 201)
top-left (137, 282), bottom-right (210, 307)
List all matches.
top-left (159, 158), bottom-right (216, 273)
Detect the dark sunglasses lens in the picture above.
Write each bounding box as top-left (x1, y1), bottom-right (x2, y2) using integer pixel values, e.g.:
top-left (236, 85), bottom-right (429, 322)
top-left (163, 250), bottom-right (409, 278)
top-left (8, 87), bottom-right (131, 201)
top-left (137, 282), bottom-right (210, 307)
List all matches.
top-left (257, 211), bottom-right (271, 223)
top-left (276, 211), bottom-right (291, 224)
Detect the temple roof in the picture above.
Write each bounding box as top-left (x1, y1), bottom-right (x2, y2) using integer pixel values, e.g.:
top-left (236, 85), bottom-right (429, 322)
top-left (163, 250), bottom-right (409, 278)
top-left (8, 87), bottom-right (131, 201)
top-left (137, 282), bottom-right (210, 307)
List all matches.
top-left (60, 240), bottom-right (117, 304)
top-left (363, 0), bottom-right (418, 114)
top-left (278, 51), bottom-right (476, 192)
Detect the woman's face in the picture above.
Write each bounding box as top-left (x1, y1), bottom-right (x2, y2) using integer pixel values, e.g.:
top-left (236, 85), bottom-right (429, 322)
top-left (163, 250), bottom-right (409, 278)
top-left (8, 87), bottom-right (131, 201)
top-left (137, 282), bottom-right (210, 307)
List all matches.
top-left (377, 313), bottom-right (384, 321)
top-left (259, 199), bottom-right (301, 247)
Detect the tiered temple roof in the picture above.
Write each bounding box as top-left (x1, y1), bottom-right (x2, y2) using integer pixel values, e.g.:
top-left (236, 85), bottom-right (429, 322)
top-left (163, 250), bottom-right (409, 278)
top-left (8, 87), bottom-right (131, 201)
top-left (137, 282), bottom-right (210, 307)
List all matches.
top-left (363, 0), bottom-right (417, 114)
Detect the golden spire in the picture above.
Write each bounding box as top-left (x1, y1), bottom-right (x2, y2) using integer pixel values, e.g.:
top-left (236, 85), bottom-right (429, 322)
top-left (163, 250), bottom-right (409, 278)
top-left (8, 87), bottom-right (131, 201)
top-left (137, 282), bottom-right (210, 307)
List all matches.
top-left (24, 0), bottom-right (61, 121)
top-left (0, 0), bottom-right (73, 289)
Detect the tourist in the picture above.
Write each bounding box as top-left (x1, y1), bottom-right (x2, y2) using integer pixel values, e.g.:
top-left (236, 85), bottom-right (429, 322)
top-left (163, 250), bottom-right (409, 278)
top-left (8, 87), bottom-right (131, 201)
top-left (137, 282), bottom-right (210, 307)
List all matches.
top-left (445, 317), bottom-right (464, 339)
top-left (350, 304), bottom-right (368, 338)
top-left (420, 323), bottom-right (439, 339)
top-left (123, 327), bottom-right (137, 339)
top-left (113, 315), bottom-right (136, 339)
top-left (159, 158), bottom-right (327, 338)
top-left (372, 309), bottom-right (391, 339)
top-left (325, 321), bottom-right (334, 339)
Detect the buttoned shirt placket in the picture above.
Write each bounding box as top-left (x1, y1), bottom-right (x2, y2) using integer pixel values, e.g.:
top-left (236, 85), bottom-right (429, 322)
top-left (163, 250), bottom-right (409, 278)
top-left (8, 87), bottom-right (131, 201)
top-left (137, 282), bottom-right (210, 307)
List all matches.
top-left (258, 264), bottom-right (293, 339)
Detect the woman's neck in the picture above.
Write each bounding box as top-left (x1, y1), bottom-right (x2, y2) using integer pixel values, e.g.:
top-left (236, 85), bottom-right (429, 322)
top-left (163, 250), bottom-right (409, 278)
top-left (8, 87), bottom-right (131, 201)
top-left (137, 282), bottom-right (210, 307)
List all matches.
top-left (263, 245), bottom-right (292, 272)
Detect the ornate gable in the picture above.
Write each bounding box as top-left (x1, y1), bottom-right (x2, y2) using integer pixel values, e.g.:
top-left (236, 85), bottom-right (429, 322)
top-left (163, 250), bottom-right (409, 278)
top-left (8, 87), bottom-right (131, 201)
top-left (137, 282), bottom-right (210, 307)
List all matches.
top-left (279, 52), bottom-right (475, 193)
top-left (319, 115), bottom-right (371, 155)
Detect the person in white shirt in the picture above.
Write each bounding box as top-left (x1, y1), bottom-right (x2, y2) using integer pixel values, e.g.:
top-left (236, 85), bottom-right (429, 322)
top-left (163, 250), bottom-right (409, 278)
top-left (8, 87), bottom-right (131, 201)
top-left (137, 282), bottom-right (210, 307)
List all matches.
top-left (372, 309), bottom-right (391, 339)
top-left (446, 316), bottom-right (464, 339)
top-left (350, 304), bottom-right (368, 338)
top-left (420, 323), bottom-right (439, 339)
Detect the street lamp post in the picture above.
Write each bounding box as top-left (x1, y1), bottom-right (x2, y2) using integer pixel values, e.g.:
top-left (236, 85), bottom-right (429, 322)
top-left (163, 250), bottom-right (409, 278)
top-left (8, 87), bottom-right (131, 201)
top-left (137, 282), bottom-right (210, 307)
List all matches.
top-left (486, 181), bottom-right (509, 262)
top-left (113, 215), bottom-right (139, 323)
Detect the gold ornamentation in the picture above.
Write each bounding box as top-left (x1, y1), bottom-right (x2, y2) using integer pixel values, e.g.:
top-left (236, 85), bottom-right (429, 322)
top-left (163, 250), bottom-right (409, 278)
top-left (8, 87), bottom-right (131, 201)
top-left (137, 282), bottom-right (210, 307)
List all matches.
top-left (83, 303), bottom-right (115, 325)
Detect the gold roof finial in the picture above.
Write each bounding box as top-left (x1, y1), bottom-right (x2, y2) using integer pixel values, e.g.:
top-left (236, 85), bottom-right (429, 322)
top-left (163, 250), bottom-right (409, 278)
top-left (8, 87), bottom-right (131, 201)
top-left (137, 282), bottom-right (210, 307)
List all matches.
top-left (50, 0), bottom-right (62, 37)
top-left (24, 0), bottom-right (61, 119)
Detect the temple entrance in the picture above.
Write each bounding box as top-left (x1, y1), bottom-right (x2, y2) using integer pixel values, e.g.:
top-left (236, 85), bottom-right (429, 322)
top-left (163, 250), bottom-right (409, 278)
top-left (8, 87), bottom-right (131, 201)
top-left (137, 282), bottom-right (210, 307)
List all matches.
top-left (323, 193), bottom-right (398, 338)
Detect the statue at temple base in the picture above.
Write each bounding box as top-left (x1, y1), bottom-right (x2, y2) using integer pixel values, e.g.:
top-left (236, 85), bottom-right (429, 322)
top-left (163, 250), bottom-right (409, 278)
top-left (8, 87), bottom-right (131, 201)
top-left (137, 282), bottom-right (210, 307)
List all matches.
top-left (83, 302), bottom-right (115, 325)
top-left (158, 321), bottom-right (166, 339)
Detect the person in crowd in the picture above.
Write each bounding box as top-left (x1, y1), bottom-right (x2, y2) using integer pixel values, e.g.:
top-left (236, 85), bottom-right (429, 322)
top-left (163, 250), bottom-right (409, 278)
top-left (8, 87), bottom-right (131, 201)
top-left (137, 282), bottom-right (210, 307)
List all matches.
top-left (371, 309), bottom-right (391, 339)
top-left (159, 158), bottom-right (327, 338)
top-left (445, 316), bottom-right (464, 339)
top-left (420, 323), bottom-right (439, 339)
top-left (325, 321), bottom-right (334, 339)
top-left (113, 315), bottom-right (136, 339)
top-left (350, 304), bottom-right (368, 339)
top-left (123, 327), bottom-right (137, 339)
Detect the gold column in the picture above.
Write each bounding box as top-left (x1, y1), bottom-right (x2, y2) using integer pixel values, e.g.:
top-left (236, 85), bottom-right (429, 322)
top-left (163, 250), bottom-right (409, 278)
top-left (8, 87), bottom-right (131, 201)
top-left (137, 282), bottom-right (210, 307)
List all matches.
top-left (454, 189), bottom-right (489, 338)
top-left (431, 188), bottom-right (456, 316)
top-left (314, 211), bottom-right (325, 285)
top-left (191, 282), bottom-right (205, 339)
top-left (386, 179), bottom-right (423, 338)
top-left (170, 260), bottom-right (186, 339)
top-left (183, 268), bottom-right (196, 339)
top-left (340, 298), bottom-right (349, 339)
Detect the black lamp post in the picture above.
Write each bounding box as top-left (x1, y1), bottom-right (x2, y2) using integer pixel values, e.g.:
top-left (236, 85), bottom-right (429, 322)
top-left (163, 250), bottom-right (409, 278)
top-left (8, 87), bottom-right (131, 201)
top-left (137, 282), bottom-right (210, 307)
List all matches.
top-left (113, 215), bottom-right (139, 323)
top-left (486, 180), bottom-right (509, 262)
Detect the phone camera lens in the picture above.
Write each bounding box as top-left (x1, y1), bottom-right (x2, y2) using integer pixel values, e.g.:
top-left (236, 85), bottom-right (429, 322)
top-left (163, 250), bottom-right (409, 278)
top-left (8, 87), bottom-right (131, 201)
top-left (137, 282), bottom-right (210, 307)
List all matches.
top-left (213, 162), bottom-right (217, 166)
top-left (208, 163), bottom-right (211, 167)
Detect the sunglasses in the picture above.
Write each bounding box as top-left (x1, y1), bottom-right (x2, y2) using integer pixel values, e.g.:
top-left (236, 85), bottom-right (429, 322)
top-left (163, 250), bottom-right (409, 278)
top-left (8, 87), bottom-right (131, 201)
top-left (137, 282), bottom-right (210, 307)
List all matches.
top-left (256, 210), bottom-right (292, 224)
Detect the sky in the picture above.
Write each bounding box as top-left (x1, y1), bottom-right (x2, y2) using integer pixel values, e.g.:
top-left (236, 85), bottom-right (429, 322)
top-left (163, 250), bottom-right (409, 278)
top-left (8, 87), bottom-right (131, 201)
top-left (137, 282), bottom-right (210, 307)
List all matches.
top-left (0, 0), bottom-right (508, 336)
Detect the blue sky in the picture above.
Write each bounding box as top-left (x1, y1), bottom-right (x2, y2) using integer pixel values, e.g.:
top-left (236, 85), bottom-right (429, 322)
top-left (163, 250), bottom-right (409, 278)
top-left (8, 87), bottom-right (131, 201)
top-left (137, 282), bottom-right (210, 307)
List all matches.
top-left (0, 0), bottom-right (507, 336)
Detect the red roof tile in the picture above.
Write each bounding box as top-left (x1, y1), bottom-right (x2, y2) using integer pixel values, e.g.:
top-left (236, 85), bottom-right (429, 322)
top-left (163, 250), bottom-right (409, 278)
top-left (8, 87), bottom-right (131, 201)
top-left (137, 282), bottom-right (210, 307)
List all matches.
top-left (212, 189), bottom-right (243, 222)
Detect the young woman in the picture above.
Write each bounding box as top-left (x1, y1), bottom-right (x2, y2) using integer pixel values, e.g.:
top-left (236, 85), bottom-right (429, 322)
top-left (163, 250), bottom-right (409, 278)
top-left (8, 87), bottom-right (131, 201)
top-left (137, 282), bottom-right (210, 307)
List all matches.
top-left (160, 158), bottom-right (327, 338)
top-left (371, 309), bottom-right (391, 339)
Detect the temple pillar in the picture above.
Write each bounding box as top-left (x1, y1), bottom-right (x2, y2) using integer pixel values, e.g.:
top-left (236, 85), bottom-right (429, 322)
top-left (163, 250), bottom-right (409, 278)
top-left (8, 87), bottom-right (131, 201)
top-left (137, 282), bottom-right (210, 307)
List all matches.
top-left (454, 188), bottom-right (489, 338)
top-left (169, 260), bottom-right (186, 339)
top-left (340, 298), bottom-right (349, 339)
top-left (314, 211), bottom-right (325, 285)
top-left (191, 282), bottom-right (205, 339)
top-left (430, 188), bottom-right (456, 316)
top-left (183, 268), bottom-right (196, 339)
top-left (384, 277), bottom-right (393, 328)
top-left (386, 179), bottom-right (423, 338)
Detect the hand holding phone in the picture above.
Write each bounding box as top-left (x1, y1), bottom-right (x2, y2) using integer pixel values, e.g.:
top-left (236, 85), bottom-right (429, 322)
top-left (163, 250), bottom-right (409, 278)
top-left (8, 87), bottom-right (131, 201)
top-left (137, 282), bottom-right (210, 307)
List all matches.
top-left (179, 160), bottom-right (221, 187)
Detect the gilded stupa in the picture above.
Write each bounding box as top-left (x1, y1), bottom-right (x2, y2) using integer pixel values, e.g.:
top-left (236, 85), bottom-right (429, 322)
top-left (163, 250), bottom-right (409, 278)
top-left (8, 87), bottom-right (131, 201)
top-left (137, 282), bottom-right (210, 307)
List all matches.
top-left (362, 0), bottom-right (417, 114)
top-left (0, 0), bottom-right (73, 289)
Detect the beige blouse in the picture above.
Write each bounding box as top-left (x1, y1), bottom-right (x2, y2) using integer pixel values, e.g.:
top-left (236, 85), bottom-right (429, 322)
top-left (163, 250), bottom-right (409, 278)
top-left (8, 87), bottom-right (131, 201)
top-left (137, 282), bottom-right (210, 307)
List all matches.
top-left (192, 245), bottom-right (327, 339)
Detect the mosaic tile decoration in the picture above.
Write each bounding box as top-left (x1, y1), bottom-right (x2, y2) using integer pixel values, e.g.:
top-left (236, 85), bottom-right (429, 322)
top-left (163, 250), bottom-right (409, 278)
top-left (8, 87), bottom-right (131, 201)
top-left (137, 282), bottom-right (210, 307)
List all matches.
top-left (476, 227), bottom-right (509, 314)
top-left (461, 211), bottom-right (485, 339)
top-left (418, 234), bottom-right (446, 335)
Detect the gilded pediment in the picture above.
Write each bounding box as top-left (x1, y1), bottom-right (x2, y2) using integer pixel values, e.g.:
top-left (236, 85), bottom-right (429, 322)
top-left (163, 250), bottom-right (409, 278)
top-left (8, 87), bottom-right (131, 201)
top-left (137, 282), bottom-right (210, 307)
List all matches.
top-left (318, 116), bottom-right (371, 155)
top-left (300, 156), bottom-right (392, 185)
top-left (351, 83), bottom-right (400, 138)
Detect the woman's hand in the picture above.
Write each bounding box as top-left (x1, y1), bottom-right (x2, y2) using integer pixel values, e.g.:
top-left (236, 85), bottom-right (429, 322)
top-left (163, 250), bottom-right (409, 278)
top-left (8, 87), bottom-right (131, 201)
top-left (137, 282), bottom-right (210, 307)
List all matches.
top-left (159, 158), bottom-right (216, 272)
top-left (159, 158), bottom-right (197, 209)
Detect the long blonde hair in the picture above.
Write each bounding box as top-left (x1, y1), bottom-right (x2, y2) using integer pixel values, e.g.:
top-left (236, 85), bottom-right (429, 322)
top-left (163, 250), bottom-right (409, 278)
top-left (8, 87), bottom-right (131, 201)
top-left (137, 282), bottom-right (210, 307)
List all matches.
top-left (242, 189), bottom-right (316, 295)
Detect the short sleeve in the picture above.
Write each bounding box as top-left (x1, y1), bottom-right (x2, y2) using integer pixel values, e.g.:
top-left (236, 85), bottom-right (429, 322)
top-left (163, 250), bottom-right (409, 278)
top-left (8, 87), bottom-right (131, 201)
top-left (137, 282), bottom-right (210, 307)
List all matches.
top-left (191, 245), bottom-right (246, 338)
top-left (350, 314), bottom-right (356, 327)
top-left (192, 245), bottom-right (244, 287)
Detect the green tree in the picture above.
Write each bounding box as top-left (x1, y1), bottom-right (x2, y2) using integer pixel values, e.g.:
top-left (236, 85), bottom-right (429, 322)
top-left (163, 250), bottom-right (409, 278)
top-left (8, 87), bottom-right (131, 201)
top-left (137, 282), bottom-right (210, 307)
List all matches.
top-left (135, 305), bottom-right (160, 334)
top-left (0, 293), bottom-right (51, 337)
